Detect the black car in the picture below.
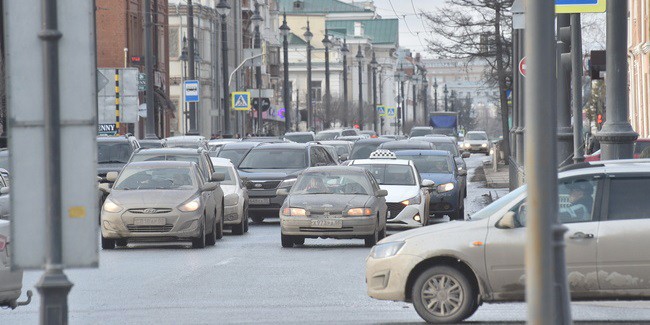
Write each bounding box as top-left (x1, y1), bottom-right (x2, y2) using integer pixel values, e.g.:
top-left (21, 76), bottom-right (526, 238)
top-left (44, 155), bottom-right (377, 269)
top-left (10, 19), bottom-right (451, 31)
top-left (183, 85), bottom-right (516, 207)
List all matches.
top-left (349, 138), bottom-right (394, 160)
top-left (97, 135), bottom-right (140, 181)
top-left (216, 142), bottom-right (264, 166)
top-left (237, 143), bottom-right (338, 223)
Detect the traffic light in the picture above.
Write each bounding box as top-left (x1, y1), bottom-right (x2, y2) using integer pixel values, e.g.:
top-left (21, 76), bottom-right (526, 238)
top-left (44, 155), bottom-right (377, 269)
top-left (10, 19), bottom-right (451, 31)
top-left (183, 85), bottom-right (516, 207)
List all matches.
top-left (597, 114), bottom-right (603, 125)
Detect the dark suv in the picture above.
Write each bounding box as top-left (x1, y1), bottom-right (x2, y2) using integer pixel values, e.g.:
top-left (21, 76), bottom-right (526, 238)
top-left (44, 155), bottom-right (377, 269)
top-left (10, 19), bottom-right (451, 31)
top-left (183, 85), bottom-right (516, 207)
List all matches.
top-left (237, 143), bottom-right (337, 223)
top-left (97, 135), bottom-right (140, 181)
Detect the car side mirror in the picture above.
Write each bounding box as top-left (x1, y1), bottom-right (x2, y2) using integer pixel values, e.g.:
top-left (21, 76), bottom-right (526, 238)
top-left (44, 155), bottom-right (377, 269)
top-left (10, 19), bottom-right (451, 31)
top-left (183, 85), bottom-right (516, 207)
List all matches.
top-left (98, 183), bottom-right (111, 194)
top-left (201, 182), bottom-right (218, 192)
top-left (375, 189), bottom-right (388, 197)
top-left (106, 172), bottom-right (119, 183)
top-left (458, 169), bottom-right (467, 176)
top-left (421, 179), bottom-right (435, 188)
top-left (0, 187), bottom-right (9, 195)
top-left (462, 152), bottom-right (470, 159)
top-left (496, 211), bottom-right (517, 229)
top-left (276, 188), bottom-right (290, 196)
top-left (211, 172), bottom-right (225, 182)
top-left (339, 154), bottom-right (348, 161)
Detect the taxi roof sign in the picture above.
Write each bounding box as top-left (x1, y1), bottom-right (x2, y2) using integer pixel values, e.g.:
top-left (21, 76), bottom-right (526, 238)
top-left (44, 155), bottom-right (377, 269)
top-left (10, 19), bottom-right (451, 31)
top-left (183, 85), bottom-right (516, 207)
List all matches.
top-left (556, 0), bottom-right (606, 14)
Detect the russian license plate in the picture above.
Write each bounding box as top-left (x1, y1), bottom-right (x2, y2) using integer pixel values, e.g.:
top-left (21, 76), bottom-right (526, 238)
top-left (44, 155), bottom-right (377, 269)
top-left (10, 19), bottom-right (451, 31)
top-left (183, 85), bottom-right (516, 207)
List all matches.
top-left (133, 217), bottom-right (166, 226)
top-left (310, 219), bottom-right (342, 228)
top-left (249, 198), bottom-right (270, 205)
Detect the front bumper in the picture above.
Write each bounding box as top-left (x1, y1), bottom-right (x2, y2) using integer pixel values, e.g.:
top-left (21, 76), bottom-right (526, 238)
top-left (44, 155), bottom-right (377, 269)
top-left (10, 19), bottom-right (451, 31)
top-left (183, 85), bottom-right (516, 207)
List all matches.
top-left (366, 253), bottom-right (423, 301)
top-left (223, 204), bottom-right (241, 225)
top-left (428, 190), bottom-right (460, 215)
top-left (248, 189), bottom-right (287, 218)
top-left (281, 215), bottom-right (376, 238)
top-left (101, 210), bottom-right (203, 241)
top-left (386, 202), bottom-right (425, 229)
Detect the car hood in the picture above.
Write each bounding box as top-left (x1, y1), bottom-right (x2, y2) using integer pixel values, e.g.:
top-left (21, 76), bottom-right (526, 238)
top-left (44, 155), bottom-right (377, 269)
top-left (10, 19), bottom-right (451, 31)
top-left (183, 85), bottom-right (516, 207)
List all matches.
top-left (465, 140), bottom-right (488, 144)
top-left (287, 194), bottom-right (371, 213)
top-left (419, 173), bottom-right (455, 185)
top-left (97, 163), bottom-right (125, 175)
top-left (238, 169), bottom-right (303, 180)
top-left (379, 219), bottom-right (478, 244)
top-left (381, 185), bottom-right (420, 202)
top-left (108, 189), bottom-right (197, 207)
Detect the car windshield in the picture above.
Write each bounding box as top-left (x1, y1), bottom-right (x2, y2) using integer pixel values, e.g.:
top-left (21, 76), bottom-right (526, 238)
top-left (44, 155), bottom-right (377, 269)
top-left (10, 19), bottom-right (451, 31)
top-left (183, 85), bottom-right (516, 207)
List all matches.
top-left (113, 167), bottom-right (197, 190)
top-left (433, 143), bottom-right (459, 156)
top-left (285, 134), bottom-right (313, 143)
top-left (410, 129), bottom-right (432, 137)
top-left (350, 143), bottom-right (383, 159)
top-left (354, 164), bottom-right (415, 185)
top-left (131, 154), bottom-right (200, 165)
top-left (292, 172), bottom-right (372, 195)
top-left (470, 185), bottom-right (527, 220)
top-left (315, 132), bottom-right (338, 141)
top-left (97, 142), bottom-right (132, 164)
top-left (341, 130), bottom-right (358, 136)
top-left (239, 149), bottom-right (307, 169)
top-left (216, 149), bottom-right (249, 166)
top-left (213, 166), bottom-right (236, 185)
top-left (634, 141), bottom-right (650, 156)
top-left (467, 133), bottom-right (488, 140)
top-left (332, 144), bottom-right (350, 155)
top-left (396, 155), bottom-right (452, 174)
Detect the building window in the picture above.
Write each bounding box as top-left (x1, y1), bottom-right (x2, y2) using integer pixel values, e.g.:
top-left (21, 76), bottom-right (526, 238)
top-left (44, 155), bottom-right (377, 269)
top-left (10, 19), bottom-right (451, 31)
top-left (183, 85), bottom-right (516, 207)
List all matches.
top-left (169, 27), bottom-right (180, 58)
top-left (311, 81), bottom-right (322, 102)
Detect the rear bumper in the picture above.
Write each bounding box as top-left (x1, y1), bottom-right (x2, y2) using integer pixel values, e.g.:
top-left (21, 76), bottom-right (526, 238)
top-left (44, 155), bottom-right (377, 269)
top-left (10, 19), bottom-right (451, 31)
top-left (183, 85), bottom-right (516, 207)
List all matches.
top-left (0, 269), bottom-right (23, 307)
top-left (281, 216), bottom-right (376, 238)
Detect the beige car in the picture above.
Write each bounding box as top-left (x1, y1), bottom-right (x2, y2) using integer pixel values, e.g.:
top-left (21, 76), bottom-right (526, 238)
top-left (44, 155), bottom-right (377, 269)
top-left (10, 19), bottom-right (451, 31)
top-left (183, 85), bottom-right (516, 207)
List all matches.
top-left (366, 160), bottom-right (650, 323)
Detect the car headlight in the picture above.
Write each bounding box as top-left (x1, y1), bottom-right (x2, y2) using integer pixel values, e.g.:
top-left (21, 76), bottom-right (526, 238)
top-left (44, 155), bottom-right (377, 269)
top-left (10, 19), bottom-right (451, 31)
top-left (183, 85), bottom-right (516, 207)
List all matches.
top-left (437, 182), bottom-right (455, 193)
top-left (463, 143), bottom-right (471, 148)
top-left (481, 143), bottom-right (488, 148)
top-left (346, 207), bottom-right (373, 216)
top-left (401, 195), bottom-right (421, 206)
top-left (370, 241), bottom-right (405, 259)
top-left (102, 197), bottom-right (123, 213)
top-left (281, 207), bottom-right (307, 216)
top-left (224, 193), bottom-right (239, 206)
top-left (279, 178), bottom-right (297, 189)
top-left (178, 196), bottom-right (201, 212)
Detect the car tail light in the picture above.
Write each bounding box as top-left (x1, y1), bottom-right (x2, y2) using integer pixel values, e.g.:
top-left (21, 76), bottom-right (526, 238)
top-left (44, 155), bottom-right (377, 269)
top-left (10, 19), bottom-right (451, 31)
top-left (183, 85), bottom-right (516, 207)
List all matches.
top-left (0, 235), bottom-right (7, 252)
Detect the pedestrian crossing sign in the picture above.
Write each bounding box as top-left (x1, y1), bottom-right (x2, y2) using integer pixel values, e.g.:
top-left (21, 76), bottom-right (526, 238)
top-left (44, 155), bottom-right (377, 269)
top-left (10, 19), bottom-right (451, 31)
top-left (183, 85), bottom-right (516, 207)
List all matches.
top-left (232, 91), bottom-right (251, 111)
top-left (386, 107), bottom-right (396, 118)
top-left (555, 0), bottom-right (606, 13)
top-left (377, 105), bottom-right (386, 117)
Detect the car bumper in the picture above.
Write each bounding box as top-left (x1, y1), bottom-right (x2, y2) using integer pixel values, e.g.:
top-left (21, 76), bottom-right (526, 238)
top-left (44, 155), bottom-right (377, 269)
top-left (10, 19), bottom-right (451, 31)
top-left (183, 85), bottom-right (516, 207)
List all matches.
top-left (247, 190), bottom-right (287, 218)
top-left (428, 191), bottom-right (460, 214)
top-left (101, 211), bottom-right (203, 241)
top-left (223, 204), bottom-right (241, 225)
top-left (0, 268), bottom-right (22, 307)
top-left (386, 202), bottom-right (425, 229)
top-left (281, 216), bottom-right (376, 238)
top-left (366, 253), bottom-right (423, 301)
top-left (467, 146), bottom-right (489, 153)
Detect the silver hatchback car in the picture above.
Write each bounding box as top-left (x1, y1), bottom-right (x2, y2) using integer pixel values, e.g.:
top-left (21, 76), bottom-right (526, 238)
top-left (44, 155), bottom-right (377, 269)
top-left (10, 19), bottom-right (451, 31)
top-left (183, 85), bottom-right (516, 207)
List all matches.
top-left (101, 161), bottom-right (224, 249)
top-left (366, 159), bottom-right (650, 323)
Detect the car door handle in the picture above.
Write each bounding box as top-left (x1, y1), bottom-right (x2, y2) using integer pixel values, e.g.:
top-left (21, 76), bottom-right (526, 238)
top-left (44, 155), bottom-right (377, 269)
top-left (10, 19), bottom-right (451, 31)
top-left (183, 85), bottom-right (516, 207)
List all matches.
top-left (569, 232), bottom-right (594, 239)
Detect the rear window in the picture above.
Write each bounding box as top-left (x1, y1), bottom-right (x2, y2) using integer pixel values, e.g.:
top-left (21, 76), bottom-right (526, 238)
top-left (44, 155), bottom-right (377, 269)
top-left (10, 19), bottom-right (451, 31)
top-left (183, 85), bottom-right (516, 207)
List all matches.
top-left (350, 143), bottom-right (382, 159)
top-left (433, 143), bottom-right (459, 156)
top-left (353, 164), bottom-right (416, 186)
top-left (341, 130), bottom-right (358, 136)
top-left (98, 142), bottom-right (132, 164)
top-left (315, 132), bottom-right (338, 141)
top-left (395, 155), bottom-right (452, 174)
top-left (239, 149), bottom-right (307, 169)
top-left (131, 154), bottom-right (200, 165)
top-left (410, 129), bottom-right (433, 137)
top-left (285, 134), bottom-right (314, 143)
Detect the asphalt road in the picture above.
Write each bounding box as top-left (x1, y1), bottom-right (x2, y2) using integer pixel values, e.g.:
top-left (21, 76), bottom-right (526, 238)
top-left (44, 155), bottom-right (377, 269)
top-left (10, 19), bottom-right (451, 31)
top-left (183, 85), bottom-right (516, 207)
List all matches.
top-left (2, 155), bottom-right (650, 324)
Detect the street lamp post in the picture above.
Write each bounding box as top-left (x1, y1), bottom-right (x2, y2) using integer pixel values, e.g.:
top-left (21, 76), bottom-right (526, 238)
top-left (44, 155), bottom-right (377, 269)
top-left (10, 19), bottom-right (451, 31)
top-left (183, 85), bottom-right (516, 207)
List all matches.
top-left (412, 73), bottom-right (420, 125)
top-left (433, 78), bottom-right (438, 112)
top-left (304, 21), bottom-right (313, 130)
top-left (217, 0), bottom-right (231, 135)
top-left (450, 90), bottom-right (456, 112)
top-left (322, 30), bottom-right (332, 129)
top-left (443, 84), bottom-right (449, 112)
top-left (280, 12), bottom-right (291, 132)
top-left (370, 51), bottom-right (378, 132)
top-left (187, 0), bottom-right (197, 134)
top-left (422, 74), bottom-right (428, 124)
top-left (251, 1), bottom-right (263, 134)
top-left (356, 45), bottom-right (364, 130)
top-left (341, 39), bottom-right (350, 127)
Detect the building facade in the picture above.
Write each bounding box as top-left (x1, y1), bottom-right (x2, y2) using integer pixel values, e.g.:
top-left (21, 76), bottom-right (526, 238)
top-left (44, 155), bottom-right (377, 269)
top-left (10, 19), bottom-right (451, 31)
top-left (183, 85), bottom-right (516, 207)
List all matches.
top-left (629, 0), bottom-right (650, 138)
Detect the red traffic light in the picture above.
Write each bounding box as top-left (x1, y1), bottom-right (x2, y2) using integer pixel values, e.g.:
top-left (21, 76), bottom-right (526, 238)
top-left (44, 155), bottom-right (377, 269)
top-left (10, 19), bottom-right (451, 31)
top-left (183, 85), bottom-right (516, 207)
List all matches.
top-left (354, 124), bottom-right (360, 129)
top-left (597, 114), bottom-right (603, 124)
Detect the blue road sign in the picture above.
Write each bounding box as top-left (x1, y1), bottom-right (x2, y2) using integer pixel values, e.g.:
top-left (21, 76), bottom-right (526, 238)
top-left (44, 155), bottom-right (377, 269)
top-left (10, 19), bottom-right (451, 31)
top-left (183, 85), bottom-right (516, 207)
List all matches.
top-left (556, 0), bottom-right (606, 13)
top-left (386, 107), bottom-right (396, 118)
top-left (184, 80), bottom-right (200, 102)
top-left (231, 91), bottom-right (251, 111)
top-left (377, 105), bottom-right (386, 117)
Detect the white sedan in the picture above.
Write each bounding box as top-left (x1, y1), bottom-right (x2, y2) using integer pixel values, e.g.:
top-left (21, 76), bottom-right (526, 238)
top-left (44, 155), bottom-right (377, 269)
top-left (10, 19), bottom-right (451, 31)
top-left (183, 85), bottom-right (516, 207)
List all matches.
top-left (211, 158), bottom-right (249, 235)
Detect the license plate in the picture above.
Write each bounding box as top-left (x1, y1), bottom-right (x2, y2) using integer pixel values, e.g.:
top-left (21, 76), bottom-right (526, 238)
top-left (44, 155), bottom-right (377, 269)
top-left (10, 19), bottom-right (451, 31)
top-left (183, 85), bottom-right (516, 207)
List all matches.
top-left (310, 219), bottom-right (342, 228)
top-left (250, 198), bottom-right (270, 205)
top-left (134, 217), bottom-right (166, 226)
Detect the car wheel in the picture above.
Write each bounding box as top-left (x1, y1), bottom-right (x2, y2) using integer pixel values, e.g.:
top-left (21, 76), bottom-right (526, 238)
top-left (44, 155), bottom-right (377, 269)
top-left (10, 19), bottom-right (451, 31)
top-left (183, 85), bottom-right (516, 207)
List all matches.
top-left (364, 228), bottom-right (379, 248)
top-left (294, 237), bottom-right (305, 246)
top-left (192, 220), bottom-right (206, 249)
top-left (244, 206), bottom-right (249, 233)
top-left (281, 233), bottom-right (294, 248)
top-left (412, 266), bottom-right (477, 324)
top-left (251, 216), bottom-right (265, 223)
top-left (206, 214), bottom-right (217, 246)
top-left (115, 239), bottom-right (127, 247)
top-left (101, 236), bottom-right (115, 250)
top-left (232, 209), bottom-right (246, 236)
top-left (379, 226), bottom-right (386, 240)
top-left (464, 186), bottom-right (467, 198)
top-left (215, 208), bottom-right (224, 240)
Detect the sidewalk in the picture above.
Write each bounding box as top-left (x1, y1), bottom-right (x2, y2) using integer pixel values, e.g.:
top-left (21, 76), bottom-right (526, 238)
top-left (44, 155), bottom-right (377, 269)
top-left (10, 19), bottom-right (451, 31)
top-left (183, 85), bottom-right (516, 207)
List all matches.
top-left (482, 160), bottom-right (510, 188)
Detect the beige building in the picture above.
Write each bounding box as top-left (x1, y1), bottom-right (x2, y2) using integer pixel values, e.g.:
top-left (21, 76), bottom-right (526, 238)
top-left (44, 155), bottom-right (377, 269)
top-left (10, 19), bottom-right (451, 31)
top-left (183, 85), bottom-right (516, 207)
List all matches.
top-left (629, 0), bottom-right (650, 138)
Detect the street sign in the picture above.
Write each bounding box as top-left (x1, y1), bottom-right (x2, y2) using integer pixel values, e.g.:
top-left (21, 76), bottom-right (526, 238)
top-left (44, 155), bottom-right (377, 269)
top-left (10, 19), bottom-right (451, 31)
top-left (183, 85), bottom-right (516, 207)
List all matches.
top-left (232, 91), bottom-right (251, 111)
top-left (556, 0), bottom-right (606, 13)
top-left (377, 105), bottom-right (386, 117)
top-left (386, 107), bottom-right (396, 118)
top-left (138, 73), bottom-right (146, 91)
top-left (519, 57), bottom-right (527, 77)
top-left (98, 124), bottom-right (118, 135)
top-left (6, 0), bottom-right (98, 268)
top-left (252, 98), bottom-right (271, 112)
top-left (184, 80), bottom-right (200, 102)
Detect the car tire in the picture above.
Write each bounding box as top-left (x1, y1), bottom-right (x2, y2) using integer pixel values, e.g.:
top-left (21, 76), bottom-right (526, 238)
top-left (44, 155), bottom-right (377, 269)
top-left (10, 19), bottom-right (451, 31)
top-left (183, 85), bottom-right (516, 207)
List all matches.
top-left (206, 214), bottom-right (217, 246)
top-left (464, 186), bottom-right (467, 198)
top-left (294, 237), bottom-right (305, 245)
top-left (244, 206), bottom-right (249, 233)
top-left (379, 226), bottom-right (386, 240)
top-left (251, 216), bottom-right (265, 223)
top-left (115, 239), bottom-right (127, 247)
top-left (192, 220), bottom-right (206, 249)
top-left (281, 233), bottom-right (294, 248)
top-left (215, 208), bottom-right (224, 240)
top-left (365, 229), bottom-right (379, 248)
top-left (101, 236), bottom-right (115, 250)
top-left (412, 266), bottom-right (477, 324)
top-left (232, 210), bottom-right (246, 236)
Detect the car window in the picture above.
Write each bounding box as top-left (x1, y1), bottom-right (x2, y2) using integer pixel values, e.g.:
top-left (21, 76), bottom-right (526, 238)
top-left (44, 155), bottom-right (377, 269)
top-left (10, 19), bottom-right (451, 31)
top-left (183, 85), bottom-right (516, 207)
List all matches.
top-left (341, 130), bottom-right (358, 136)
top-left (213, 166), bottom-right (236, 185)
top-left (410, 129), bottom-right (432, 137)
top-left (315, 132), bottom-right (338, 141)
top-left (318, 147), bottom-right (334, 165)
top-left (97, 142), bottom-right (132, 164)
top-left (350, 143), bottom-right (382, 159)
top-left (353, 164), bottom-right (416, 186)
top-left (239, 149), bottom-right (308, 169)
top-left (114, 167), bottom-right (197, 190)
top-left (309, 147), bottom-right (320, 166)
top-left (217, 149), bottom-right (249, 166)
top-left (285, 134), bottom-right (313, 143)
top-left (466, 133), bottom-right (488, 140)
top-left (433, 143), bottom-right (459, 156)
top-left (606, 177), bottom-right (650, 221)
top-left (292, 172), bottom-right (371, 195)
top-left (395, 155), bottom-right (452, 174)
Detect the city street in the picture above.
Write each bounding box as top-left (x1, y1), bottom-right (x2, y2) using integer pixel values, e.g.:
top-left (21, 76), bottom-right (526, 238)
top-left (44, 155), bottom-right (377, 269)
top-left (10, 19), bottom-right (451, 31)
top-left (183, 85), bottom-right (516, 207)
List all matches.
top-left (2, 155), bottom-right (650, 324)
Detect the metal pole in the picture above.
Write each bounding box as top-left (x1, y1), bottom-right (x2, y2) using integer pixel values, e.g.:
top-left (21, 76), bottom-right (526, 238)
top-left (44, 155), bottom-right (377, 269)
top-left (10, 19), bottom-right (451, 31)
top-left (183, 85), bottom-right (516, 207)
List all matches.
top-left (571, 14), bottom-right (584, 163)
top-left (400, 80), bottom-right (405, 135)
top-left (343, 40), bottom-right (349, 127)
top-left (221, 14), bottom-right (231, 135)
top-left (187, 0), bottom-right (197, 134)
top-left (372, 63), bottom-right (378, 131)
top-left (144, 0), bottom-right (157, 138)
top-left (524, 0), bottom-right (564, 323)
top-left (434, 82), bottom-right (438, 111)
top-left (324, 36), bottom-right (331, 130)
top-left (510, 28), bottom-right (519, 169)
top-left (595, 1), bottom-right (638, 160)
top-left (444, 85), bottom-right (448, 111)
top-left (412, 83), bottom-right (417, 125)
top-left (306, 29), bottom-right (313, 130)
top-left (422, 77), bottom-right (428, 126)
top-left (516, 30), bottom-right (525, 167)
top-left (357, 47), bottom-right (363, 130)
top-left (255, 25), bottom-right (262, 134)
top-left (283, 15), bottom-right (291, 132)
top-left (295, 89), bottom-right (300, 131)
top-left (35, 0), bottom-right (73, 322)
top-left (557, 15), bottom-right (573, 166)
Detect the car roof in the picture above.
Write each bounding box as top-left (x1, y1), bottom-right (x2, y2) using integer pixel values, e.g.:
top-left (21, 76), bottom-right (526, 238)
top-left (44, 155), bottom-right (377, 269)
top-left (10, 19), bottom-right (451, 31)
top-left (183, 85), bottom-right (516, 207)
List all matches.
top-left (303, 166), bottom-right (368, 174)
top-left (350, 158), bottom-right (411, 166)
top-left (134, 148), bottom-right (203, 155)
top-left (97, 136), bottom-right (131, 143)
top-left (220, 142), bottom-right (264, 149)
top-left (379, 140), bottom-right (434, 149)
top-left (285, 132), bottom-right (314, 135)
top-left (394, 149), bottom-right (453, 157)
top-left (559, 159), bottom-right (650, 178)
top-left (210, 157), bottom-right (235, 167)
top-left (249, 142), bottom-right (310, 150)
top-left (411, 126), bottom-right (433, 130)
top-left (317, 140), bottom-right (352, 145)
top-left (125, 161), bottom-right (196, 168)
top-left (354, 138), bottom-right (393, 144)
top-left (166, 135), bottom-right (206, 141)
top-left (410, 136), bottom-right (455, 143)
top-left (138, 139), bottom-right (165, 143)
top-left (466, 131), bottom-right (487, 134)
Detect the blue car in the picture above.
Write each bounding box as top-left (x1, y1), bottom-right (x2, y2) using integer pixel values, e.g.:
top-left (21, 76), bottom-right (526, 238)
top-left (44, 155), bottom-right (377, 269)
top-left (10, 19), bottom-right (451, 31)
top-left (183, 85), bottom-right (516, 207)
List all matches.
top-left (393, 150), bottom-right (466, 222)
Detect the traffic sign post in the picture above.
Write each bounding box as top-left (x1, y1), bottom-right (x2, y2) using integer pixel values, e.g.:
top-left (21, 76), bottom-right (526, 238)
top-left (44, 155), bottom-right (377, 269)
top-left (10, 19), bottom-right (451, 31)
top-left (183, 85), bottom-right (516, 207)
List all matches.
top-left (184, 80), bottom-right (200, 103)
top-left (519, 57), bottom-right (527, 77)
top-left (232, 91), bottom-right (251, 111)
top-left (556, 0), bottom-right (606, 14)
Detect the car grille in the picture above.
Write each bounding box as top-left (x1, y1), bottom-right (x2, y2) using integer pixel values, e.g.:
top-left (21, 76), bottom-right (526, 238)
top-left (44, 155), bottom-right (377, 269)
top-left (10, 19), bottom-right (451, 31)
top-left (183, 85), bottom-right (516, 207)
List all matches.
top-left (128, 208), bottom-right (172, 214)
top-left (127, 224), bottom-right (174, 233)
top-left (246, 180), bottom-right (282, 190)
top-left (387, 203), bottom-right (405, 220)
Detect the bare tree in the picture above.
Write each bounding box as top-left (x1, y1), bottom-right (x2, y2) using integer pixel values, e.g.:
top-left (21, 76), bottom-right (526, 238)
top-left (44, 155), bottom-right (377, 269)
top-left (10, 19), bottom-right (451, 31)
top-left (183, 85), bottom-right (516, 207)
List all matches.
top-left (421, 0), bottom-right (513, 160)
